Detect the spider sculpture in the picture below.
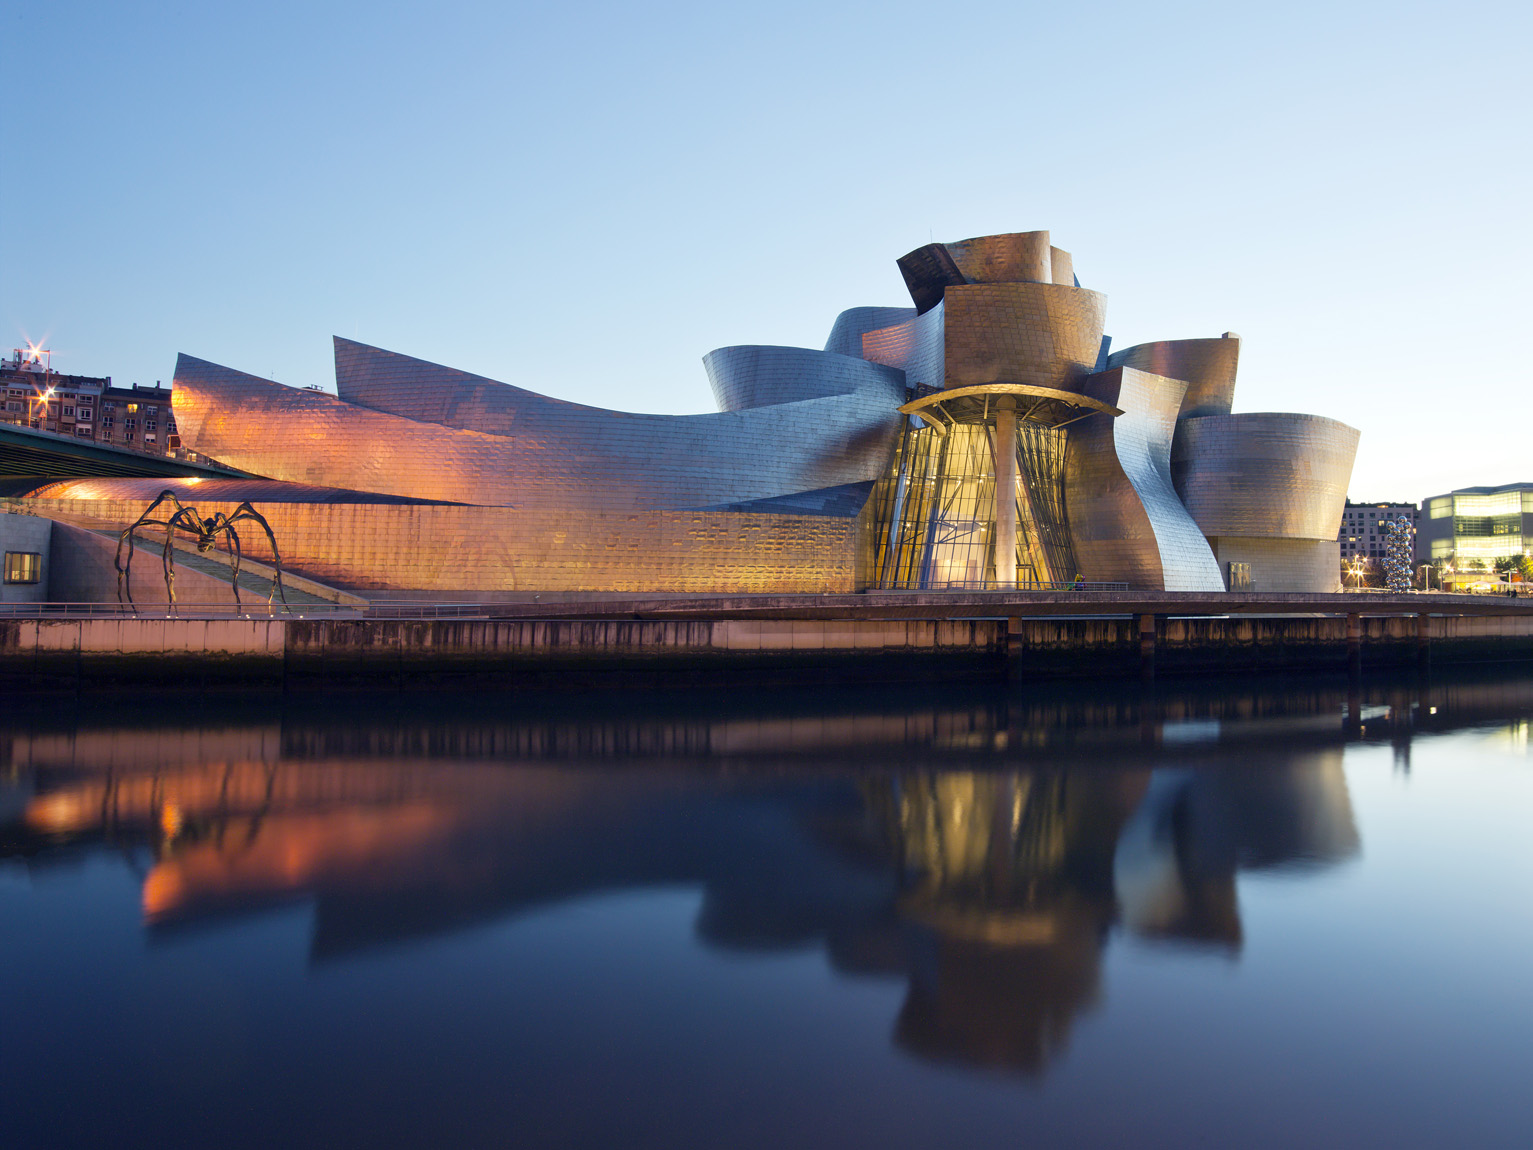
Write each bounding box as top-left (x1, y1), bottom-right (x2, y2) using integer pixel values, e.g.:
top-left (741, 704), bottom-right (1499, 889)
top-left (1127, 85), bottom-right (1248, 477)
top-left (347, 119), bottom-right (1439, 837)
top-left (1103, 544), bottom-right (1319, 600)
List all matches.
top-left (115, 489), bottom-right (289, 609)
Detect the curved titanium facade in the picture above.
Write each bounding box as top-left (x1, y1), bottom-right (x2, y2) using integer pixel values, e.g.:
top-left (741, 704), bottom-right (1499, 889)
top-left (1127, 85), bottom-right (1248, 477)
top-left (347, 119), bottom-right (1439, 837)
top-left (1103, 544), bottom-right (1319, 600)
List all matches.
top-left (860, 303), bottom-right (945, 388)
top-left (1108, 337), bottom-right (1241, 420)
top-left (179, 347), bottom-right (906, 512)
top-left (1170, 414), bottom-right (1359, 540)
top-left (106, 227), bottom-right (1357, 596)
top-left (941, 284), bottom-right (1106, 391)
top-left (896, 231), bottom-right (1077, 313)
top-left (823, 307), bottom-right (917, 359)
top-left (702, 345), bottom-right (878, 412)
top-left (1065, 368), bottom-right (1224, 591)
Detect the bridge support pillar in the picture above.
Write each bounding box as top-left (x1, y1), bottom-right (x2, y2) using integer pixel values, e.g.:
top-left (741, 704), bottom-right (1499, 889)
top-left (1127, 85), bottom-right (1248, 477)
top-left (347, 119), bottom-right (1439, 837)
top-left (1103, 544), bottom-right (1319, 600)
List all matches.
top-left (1347, 612), bottom-right (1362, 679)
top-left (1139, 613), bottom-right (1156, 681)
top-left (1416, 612), bottom-right (1431, 671)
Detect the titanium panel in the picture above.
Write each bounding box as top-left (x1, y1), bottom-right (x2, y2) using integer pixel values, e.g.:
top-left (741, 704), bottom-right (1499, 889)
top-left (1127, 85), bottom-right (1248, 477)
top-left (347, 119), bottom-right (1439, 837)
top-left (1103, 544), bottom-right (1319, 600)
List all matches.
top-left (1206, 536), bottom-right (1343, 593)
top-left (861, 303), bottom-right (946, 390)
top-left (175, 353), bottom-right (906, 512)
top-left (1171, 413), bottom-right (1359, 540)
top-left (26, 492), bottom-right (862, 594)
top-left (941, 283), bottom-right (1107, 392)
top-left (703, 346), bottom-right (889, 412)
top-left (1049, 247), bottom-right (1074, 286)
top-left (1107, 337), bottom-right (1240, 419)
top-left (21, 477), bottom-right (454, 505)
top-left (896, 243), bottom-right (966, 314)
top-left (1065, 368), bottom-right (1223, 591)
top-left (823, 307), bottom-right (917, 359)
top-left (943, 231), bottom-right (1053, 285)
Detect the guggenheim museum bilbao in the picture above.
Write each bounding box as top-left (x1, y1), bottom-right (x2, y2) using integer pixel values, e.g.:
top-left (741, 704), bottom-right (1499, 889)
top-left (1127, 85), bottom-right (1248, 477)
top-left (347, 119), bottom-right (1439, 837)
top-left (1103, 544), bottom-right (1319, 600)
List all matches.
top-left (21, 231), bottom-right (1360, 597)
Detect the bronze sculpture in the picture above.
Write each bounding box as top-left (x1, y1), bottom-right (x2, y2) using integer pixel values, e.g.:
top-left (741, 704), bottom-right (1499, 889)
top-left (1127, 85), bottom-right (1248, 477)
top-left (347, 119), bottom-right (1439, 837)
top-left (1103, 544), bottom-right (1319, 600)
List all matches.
top-left (115, 489), bottom-right (288, 608)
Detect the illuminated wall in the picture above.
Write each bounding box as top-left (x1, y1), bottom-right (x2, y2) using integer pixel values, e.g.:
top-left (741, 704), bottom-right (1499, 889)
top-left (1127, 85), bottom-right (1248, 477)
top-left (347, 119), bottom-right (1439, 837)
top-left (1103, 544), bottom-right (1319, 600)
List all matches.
top-left (15, 484), bottom-right (862, 594)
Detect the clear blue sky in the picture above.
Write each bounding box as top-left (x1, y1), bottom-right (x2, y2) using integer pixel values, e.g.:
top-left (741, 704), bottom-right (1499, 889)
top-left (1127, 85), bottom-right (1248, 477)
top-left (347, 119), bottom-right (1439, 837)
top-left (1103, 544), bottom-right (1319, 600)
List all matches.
top-left (4, 0), bottom-right (1528, 501)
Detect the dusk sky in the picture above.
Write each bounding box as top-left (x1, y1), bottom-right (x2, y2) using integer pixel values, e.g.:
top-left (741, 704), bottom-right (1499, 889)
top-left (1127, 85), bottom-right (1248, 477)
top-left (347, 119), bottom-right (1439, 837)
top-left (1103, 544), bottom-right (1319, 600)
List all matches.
top-left (4, 0), bottom-right (1528, 502)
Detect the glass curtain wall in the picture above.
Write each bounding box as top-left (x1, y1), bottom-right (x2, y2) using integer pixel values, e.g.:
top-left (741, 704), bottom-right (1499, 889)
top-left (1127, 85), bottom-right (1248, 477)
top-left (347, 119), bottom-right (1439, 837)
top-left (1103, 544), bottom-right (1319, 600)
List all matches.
top-left (867, 419), bottom-right (1077, 589)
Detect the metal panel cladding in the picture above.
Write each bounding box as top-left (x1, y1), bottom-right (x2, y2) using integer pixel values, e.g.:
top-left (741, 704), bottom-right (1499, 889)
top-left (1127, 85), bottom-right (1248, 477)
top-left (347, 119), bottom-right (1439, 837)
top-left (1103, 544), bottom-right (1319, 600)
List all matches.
top-left (1171, 413), bottom-right (1360, 541)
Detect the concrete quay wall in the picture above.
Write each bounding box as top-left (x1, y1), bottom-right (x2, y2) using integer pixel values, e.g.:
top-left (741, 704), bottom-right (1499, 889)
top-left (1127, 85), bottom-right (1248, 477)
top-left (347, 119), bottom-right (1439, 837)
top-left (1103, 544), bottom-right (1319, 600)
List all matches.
top-left (3, 613), bottom-right (1533, 689)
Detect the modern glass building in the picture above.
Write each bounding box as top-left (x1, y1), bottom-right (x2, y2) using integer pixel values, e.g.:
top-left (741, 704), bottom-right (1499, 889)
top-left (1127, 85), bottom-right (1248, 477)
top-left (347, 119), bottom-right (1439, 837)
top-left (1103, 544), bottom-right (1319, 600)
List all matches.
top-left (1417, 483), bottom-right (1533, 566)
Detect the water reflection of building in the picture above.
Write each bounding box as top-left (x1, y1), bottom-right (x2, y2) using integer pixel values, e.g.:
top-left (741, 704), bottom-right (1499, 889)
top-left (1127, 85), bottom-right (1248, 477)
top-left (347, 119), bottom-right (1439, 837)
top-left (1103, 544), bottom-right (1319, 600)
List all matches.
top-left (10, 674), bottom-right (1528, 1076)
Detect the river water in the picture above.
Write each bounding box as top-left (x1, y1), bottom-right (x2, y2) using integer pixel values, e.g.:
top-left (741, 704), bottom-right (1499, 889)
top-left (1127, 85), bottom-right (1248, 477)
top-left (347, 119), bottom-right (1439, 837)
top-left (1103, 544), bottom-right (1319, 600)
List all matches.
top-left (3, 671), bottom-right (1532, 1148)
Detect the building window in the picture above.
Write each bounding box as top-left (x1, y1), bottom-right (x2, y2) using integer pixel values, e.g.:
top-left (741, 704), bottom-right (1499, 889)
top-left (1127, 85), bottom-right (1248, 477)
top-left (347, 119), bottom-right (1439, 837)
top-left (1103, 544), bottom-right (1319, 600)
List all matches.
top-left (103, 401), bottom-right (116, 410)
top-left (102, 416), bottom-right (114, 427)
top-left (125, 418), bottom-right (137, 430)
top-left (74, 426), bottom-right (92, 437)
top-left (63, 405), bottom-right (74, 417)
top-left (4, 402), bottom-right (18, 413)
top-left (126, 403), bottom-right (139, 413)
top-left (145, 419), bottom-right (157, 430)
top-left (3, 552), bottom-right (41, 584)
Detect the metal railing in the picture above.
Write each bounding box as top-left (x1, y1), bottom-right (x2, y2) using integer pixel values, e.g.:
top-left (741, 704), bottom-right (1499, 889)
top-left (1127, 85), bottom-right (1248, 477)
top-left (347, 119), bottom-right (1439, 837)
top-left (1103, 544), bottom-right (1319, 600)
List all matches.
top-left (0, 601), bottom-right (491, 620)
top-left (867, 579), bottom-right (1131, 593)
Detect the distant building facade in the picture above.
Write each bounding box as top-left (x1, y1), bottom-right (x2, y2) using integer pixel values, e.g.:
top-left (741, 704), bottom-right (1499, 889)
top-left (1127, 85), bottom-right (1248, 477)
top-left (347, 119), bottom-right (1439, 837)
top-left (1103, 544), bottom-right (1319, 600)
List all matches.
top-left (1, 349), bottom-right (178, 456)
top-left (98, 383), bottom-right (177, 453)
top-left (1417, 483), bottom-right (1533, 569)
top-left (1338, 501), bottom-right (1419, 566)
top-left (1, 348), bottom-right (108, 441)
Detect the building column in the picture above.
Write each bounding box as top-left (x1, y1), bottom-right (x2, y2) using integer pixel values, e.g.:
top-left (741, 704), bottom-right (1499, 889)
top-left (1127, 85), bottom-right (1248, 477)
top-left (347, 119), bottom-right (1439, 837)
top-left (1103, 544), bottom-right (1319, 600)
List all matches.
top-left (993, 397), bottom-right (1018, 589)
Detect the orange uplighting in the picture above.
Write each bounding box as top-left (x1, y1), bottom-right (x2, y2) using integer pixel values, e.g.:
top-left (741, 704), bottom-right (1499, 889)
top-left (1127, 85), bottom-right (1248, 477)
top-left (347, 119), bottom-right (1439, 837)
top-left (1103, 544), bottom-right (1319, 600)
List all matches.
top-left (160, 802), bottom-right (184, 839)
top-left (25, 793), bottom-right (91, 833)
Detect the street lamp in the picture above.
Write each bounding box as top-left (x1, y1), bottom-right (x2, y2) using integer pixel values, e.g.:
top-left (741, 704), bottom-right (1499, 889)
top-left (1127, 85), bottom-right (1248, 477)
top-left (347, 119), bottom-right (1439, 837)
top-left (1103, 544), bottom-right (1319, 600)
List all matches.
top-left (28, 385), bottom-right (55, 430)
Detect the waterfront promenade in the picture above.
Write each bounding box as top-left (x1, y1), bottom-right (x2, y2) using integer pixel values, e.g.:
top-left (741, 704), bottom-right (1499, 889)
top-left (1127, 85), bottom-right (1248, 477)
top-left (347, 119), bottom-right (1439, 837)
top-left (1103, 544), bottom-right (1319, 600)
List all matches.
top-left (3, 590), bottom-right (1532, 689)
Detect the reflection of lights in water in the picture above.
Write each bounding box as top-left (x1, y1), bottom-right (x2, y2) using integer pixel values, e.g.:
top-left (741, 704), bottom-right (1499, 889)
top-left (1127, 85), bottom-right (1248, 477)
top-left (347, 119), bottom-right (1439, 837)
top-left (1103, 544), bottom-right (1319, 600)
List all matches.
top-left (1161, 720), bottom-right (1219, 745)
top-left (1494, 720), bottom-right (1530, 751)
top-left (1481, 721), bottom-right (1530, 752)
top-left (160, 803), bottom-right (184, 839)
top-left (25, 793), bottom-right (90, 832)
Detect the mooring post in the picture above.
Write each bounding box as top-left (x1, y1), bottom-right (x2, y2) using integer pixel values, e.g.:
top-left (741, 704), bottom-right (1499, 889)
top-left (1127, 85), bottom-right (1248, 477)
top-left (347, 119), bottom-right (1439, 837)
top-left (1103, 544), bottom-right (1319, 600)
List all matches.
top-left (1139, 613), bottom-right (1156, 680)
top-left (1006, 615), bottom-right (1025, 680)
top-left (1347, 612), bottom-right (1362, 679)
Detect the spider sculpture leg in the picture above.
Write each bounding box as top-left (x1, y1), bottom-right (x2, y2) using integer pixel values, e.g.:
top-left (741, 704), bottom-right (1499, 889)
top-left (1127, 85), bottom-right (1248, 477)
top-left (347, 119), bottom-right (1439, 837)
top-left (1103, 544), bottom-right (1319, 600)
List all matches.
top-left (222, 519), bottom-right (244, 608)
top-left (166, 506), bottom-right (207, 608)
top-left (226, 503), bottom-right (289, 606)
top-left (115, 490), bottom-right (194, 607)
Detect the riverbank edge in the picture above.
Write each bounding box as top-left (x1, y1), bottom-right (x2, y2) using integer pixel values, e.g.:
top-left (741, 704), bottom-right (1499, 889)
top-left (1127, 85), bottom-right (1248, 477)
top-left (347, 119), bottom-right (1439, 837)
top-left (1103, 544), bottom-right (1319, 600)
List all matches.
top-left (3, 614), bottom-right (1533, 689)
